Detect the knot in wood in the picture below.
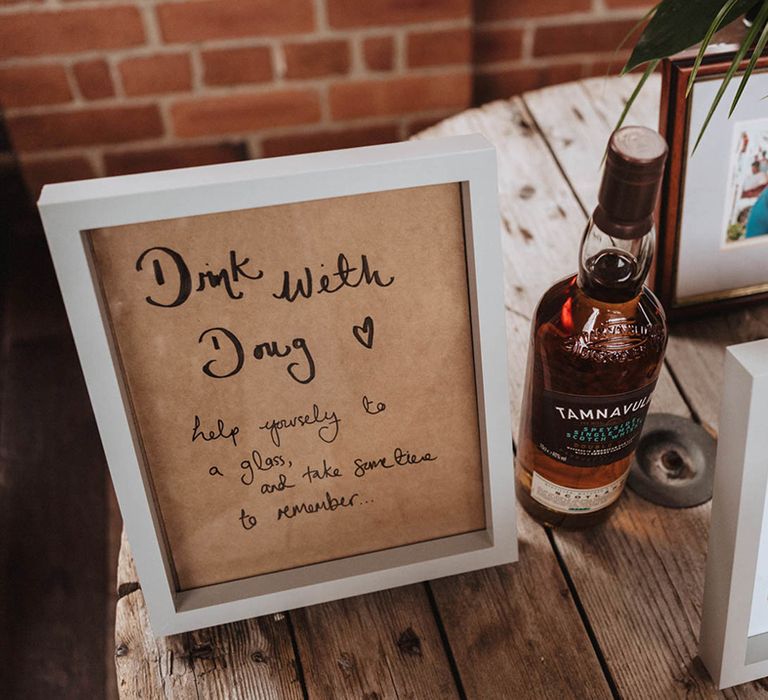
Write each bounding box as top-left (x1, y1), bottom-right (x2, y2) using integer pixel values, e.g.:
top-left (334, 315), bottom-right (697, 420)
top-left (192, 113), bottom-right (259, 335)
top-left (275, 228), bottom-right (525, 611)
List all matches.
top-left (397, 627), bottom-right (422, 656)
top-left (190, 642), bottom-right (214, 660)
top-left (518, 185), bottom-right (536, 200)
top-left (250, 650), bottom-right (268, 664)
top-left (337, 652), bottom-right (355, 676)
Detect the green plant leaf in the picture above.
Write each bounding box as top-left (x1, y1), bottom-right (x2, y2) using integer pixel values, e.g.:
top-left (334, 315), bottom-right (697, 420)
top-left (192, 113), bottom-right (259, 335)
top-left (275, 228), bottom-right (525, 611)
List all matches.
top-left (729, 9), bottom-right (768, 114)
top-left (686, 0), bottom-right (741, 96)
top-left (692, 1), bottom-right (768, 151)
top-left (624, 0), bottom-right (756, 72)
top-left (603, 6), bottom-right (660, 79)
top-left (616, 60), bottom-right (660, 133)
top-left (616, 4), bottom-right (660, 56)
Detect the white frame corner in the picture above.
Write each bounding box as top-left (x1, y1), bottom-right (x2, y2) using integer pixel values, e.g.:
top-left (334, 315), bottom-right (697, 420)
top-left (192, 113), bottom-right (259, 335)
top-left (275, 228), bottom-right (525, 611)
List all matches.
top-left (700, 337), bottom-right (768, 688)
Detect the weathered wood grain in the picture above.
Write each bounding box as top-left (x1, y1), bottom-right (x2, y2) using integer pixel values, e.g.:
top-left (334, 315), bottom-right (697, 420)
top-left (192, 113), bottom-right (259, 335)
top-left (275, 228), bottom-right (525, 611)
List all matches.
top-left (424, 91), bottom-right (713, 699)
top-left (429, 509), bottom-right (613, 700)
top-left (116, 534), bottom-right (305, 699)
top-left (524, 75), bottom-right (768, 698)
top-left (116, 534), bottom-right (461, 698)
top-left (665, 310), bottom-right (768, 432)
top-left (114, 75), bottom-right (768, 699)
top-left (420, 99), bottom-right (621, 698)
top-left (526, 74), bottom-right (768, 433)
top-left (524, 75), bottom-right (661, 213)
top-left (115, 96), bottom-right (614, 700)
top-left (291, 584), bottom-right (460, 699)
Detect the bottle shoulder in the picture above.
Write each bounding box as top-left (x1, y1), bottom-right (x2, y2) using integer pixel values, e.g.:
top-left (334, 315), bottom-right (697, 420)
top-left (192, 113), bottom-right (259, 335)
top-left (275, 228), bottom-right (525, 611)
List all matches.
top-left (530, 274), bottom-right (667, 379)
top-left (533, 274), bottom-right (666, 330)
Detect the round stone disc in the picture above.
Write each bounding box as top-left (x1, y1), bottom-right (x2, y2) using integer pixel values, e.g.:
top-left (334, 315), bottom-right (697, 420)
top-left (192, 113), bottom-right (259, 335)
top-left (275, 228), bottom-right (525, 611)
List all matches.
top-left (627, 412), bottom-right (716, 508)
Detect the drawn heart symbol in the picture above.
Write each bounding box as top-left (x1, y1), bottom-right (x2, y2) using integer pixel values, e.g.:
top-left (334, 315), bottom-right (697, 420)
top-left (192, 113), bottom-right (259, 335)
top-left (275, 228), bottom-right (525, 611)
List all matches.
top-left (353, 316), bottom-right (374, 349)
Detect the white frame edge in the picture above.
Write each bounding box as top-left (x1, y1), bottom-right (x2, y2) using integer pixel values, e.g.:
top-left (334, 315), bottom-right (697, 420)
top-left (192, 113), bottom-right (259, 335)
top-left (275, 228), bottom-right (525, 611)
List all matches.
top-left (700, 337), bottom-right (768, 688)
top-left (37, 134), bottom-right (518, 636)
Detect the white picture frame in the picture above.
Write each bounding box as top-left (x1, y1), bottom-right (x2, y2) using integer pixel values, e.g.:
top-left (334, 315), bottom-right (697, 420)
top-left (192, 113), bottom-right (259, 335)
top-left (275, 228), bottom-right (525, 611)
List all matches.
top-left (699, 337), bottom-right (768, 688)
top-left (37, 134), bottom-right (517, 636)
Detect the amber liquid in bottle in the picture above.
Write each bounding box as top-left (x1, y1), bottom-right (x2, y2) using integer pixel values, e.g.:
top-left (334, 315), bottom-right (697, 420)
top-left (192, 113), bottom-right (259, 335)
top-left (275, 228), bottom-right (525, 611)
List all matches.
top-left (516, 126), bottom-right (669, 528)
top-left (516, 226), bottom-right (667, 528)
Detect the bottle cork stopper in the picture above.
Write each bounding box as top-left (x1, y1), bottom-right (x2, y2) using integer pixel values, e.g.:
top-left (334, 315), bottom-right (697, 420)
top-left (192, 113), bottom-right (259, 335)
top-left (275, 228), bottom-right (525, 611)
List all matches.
top-left (593, 126), bottom-right (668, 239)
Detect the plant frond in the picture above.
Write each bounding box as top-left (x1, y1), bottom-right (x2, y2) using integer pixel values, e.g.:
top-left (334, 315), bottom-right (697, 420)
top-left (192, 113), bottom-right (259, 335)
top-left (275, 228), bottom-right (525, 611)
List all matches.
top-left (615, 60), bottom-right (660, 134)
top-left (692, 2), bottom-right (768, 152)
top-left (686, 0), bottom-right (741, 96)
top-left (729, 8), bottom-right (768, 115)
top-left (618, 4), bottom-right (661, 76)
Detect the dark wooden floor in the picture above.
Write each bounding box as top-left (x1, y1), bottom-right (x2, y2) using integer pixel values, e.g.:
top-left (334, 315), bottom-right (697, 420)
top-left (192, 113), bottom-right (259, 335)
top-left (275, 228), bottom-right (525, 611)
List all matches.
top-left (0, 164), bottom-right (120, 699)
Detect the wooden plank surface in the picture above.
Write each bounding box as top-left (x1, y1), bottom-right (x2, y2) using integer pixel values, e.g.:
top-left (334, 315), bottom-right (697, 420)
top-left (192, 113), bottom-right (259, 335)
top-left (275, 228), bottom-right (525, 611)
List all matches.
top-left (524, 75), bottom-right (768, 698)
top-left (116, 534), bottom-right (305, 699)
top-left (423, 90), bottom-right (718, 699)
top-left (116, 538), bottom-right (463, 699)
top-left (115, 74), bottom-right (768, 699)
top-left (115, 94), bottom-right (615, 699)
top-left (429, 511), bottom-right (613, 700)
top-left (420, 100), bottom-right (618, 700)
top-left (291, 585), bottom-right (460, 699)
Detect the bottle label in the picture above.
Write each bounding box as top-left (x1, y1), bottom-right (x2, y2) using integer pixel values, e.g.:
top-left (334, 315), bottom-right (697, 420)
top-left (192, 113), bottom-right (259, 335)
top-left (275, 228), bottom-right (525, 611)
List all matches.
top-left (531, 381), bottom-right (656, 467)
top-left (531, 470), bottom-right (628, 514)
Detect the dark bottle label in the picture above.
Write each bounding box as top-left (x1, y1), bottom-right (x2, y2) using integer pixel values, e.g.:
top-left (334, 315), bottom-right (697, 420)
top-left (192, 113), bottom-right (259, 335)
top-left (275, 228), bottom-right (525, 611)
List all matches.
top-left (531, 381), bottom-right (656, 467)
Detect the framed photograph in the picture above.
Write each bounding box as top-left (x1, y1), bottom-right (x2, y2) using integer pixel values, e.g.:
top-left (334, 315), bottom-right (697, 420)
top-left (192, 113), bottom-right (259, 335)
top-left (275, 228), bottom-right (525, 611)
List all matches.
top-left (699, 338), bottom-right (768, 688)
top-left (37, 135), bottom-right (517, 636)
top-left (657, 52), bottom-right (768, 318)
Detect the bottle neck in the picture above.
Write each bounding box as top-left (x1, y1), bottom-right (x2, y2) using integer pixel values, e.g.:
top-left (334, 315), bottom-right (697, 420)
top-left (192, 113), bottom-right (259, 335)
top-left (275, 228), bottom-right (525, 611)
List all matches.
top-left (577, 215), bottom-right (654, 304)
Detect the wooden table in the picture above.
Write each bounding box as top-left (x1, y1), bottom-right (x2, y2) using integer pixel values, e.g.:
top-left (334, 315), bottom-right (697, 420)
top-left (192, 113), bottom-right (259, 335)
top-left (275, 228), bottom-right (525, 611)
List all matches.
top-left (114, 75), bottom-right (768, 699)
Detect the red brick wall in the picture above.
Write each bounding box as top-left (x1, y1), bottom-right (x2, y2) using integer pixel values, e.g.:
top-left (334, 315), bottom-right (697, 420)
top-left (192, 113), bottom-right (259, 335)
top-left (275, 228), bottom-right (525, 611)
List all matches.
top-left (0, 0), bottom-right (650, 195)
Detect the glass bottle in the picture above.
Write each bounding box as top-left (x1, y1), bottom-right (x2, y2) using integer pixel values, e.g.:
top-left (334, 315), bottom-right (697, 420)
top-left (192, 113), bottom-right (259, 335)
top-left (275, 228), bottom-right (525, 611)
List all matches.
top-left (515, 126), bottom-right (669, 529)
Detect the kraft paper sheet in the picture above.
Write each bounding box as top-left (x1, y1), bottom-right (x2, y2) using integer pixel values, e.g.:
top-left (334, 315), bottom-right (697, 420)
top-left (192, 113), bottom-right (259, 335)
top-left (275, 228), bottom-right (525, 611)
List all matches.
top-left (88, 182), bottom-right (485, 591)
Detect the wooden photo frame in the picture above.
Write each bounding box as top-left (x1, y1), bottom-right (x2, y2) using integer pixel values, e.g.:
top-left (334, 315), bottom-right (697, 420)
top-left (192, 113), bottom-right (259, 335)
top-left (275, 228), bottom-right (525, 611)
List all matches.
top-left (700, 338), bottom-right (768, 688)
top-left (38, 135), bottom-right (517, 636)
top-left (657, 51), bottom-right (768, 319)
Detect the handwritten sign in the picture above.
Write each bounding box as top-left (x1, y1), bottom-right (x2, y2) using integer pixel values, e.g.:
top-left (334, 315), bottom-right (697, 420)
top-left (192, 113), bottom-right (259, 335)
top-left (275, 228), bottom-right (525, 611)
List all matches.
top-left (87, 182), bottom-right (485, 591)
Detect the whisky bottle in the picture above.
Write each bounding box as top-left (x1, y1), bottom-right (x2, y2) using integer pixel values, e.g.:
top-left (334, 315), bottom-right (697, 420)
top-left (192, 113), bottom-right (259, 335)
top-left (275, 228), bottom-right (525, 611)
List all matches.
top-left (516, 126), bottom-right (668, 529)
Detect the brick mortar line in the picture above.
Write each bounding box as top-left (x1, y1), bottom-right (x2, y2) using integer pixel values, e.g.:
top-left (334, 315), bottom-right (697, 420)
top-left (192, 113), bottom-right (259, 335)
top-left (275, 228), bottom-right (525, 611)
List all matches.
top-left (393, 29), bottom-right (407, 74)
top-left (245, 135), bottom-right (260, 159)
top-left (107, 54), bottom-right (127, 99)
top-left (189, 47), bottom-right (204, 92)
top-left (0, 0), bottom-right (473, 37)
top-left (317, 81), bottom-right (331, 122)
top-left (16, 107), bottom-right (455, 163)
top-left (139, 1), bottom-right (162, 48)
top-left (521, 23), bottom-right (535, 62)
top-left (271, 41), bottom-right (287, 82)
top-left (349, 35), bottom-right (366, 76)
top-left (83, 147), bottom-right (105, 177)
top-left (0, 14), bottom-right (622, 71)
top-left (0, 0), bottom-right (469, 15)
top-left (0, 21), bottom-right (470, 70)
top-left (0, 2), bottom-right (461, 17)
top-left (3, 65), bottom-right (473, 117)
top-left (474, 8), bottom-right (649, 31)
top-left (156, 97), bottom-right (175, 147)
top-left (395, 117), bottom-right (408, 141)
top-left (0, 1), bottom-right (57, 14)
top-left (315, 0), bottom-right (329, 33)
top-left (63, 62), bottom-right (83, 104)
top-left (474, 53), bottom-right (633, 74)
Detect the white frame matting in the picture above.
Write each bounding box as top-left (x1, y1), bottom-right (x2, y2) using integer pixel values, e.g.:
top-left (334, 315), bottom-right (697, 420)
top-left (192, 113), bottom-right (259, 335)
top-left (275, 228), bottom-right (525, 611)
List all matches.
top-left (700, 338), bottom-right (768, 688)
top-left (37, 134), bottom-right (518, 636)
